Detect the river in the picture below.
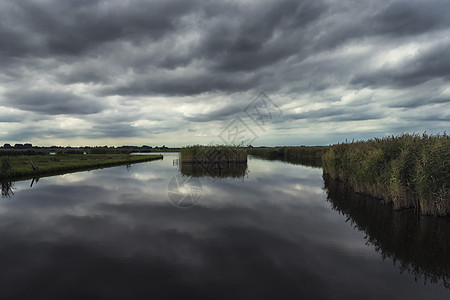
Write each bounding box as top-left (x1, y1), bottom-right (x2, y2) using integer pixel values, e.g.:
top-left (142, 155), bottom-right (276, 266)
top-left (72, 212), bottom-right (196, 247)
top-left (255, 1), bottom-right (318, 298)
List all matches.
top-left (0, 153), bottom-right (448, 299)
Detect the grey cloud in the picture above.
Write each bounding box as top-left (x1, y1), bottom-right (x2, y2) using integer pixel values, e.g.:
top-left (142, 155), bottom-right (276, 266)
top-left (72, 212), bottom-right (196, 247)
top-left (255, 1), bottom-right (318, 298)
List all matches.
top-left (313, 0), bottom-right (450, 52)
top-left (351, 42), bottom-right (450, 89)
top-left (3, 90), bottom-right (106, 115)
top-left (371, 0), bottom-right (450, 37)
top-left (182, 102), bottom-right (246, 122)
top-left (90, 122), bottom-right (145, 138)
top-left (3, 0), bottom-right (449, 96)
top-left (0, 0), bottom-right (449, 144)
top-left (89, 121), bottom-right (180, 138)
top-left (0, 126), bottom-right (75, 141)
top-left (0, 110), bottom-right (28, 123)
top-left (97, 0), bottom-right (326, 96)
top-left (105, 72), bottom-right (263, 96)
top-left (197, 0), bottom-right (325, 72)
top-left (404, 111), bottom-right (450, 122)
top-left (388, 96), bottom-right (450, 109)
top-left (0, 0), bottom-right (200, 57)
top-left (57, 63), bottom-right (113, 85)
top-left (285, 105), bottom-right (383, 122)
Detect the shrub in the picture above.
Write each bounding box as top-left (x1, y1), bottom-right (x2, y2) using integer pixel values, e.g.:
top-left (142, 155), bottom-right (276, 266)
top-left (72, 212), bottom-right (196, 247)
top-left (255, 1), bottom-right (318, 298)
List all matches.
top-left (1, 157), bottom-right (11, 175)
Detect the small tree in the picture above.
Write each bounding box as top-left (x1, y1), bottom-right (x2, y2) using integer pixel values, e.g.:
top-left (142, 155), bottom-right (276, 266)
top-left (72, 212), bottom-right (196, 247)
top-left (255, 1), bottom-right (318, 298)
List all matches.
top-left (1, 157), bottom-right (11, 175)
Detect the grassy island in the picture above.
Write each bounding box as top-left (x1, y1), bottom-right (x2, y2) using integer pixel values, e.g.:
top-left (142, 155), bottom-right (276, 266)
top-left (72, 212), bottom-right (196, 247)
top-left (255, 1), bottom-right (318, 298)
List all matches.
top-left (0, 154), bottom-right (163, 181)
top-left (180, 145), bottom-right (247, 164)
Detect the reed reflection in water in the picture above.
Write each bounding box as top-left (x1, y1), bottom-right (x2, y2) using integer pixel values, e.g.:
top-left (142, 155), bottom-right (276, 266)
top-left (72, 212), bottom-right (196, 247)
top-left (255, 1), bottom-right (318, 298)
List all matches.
top-left (180, 162), bottom-right (248, 179)
top-left (323, 174), bottom-right (450, 288)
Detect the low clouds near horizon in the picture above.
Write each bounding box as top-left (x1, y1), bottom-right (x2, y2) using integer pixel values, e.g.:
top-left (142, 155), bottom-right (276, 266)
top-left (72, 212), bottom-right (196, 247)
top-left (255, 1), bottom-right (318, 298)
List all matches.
top-left (0, 0), bottom-right (449, 146)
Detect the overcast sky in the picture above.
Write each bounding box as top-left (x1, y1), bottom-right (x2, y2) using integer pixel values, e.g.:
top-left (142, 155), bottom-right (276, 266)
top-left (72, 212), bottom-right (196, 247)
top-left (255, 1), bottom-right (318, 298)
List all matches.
top-left (0, 0), bottom-right (449, 146)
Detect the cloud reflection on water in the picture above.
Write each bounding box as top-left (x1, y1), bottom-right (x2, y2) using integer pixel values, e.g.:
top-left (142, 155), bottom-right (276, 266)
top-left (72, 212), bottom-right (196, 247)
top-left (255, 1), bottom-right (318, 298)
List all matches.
top-left (0, 154), bottom-right (448, 299)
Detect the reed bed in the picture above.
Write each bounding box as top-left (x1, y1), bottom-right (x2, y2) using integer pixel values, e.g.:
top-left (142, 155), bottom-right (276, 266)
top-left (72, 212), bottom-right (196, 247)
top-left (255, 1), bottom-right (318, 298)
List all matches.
top-left (322, 133), bottom-right (450, 216)
top-left (180, 145), bottom-right (247, 164)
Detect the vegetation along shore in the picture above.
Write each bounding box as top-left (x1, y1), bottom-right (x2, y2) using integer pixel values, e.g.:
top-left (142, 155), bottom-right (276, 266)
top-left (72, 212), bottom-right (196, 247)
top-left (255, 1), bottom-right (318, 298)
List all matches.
top-left (0, 154), bottom-right (163, 181)
top-left (248, 146), bottom-right (326, 168)
top-left (249, 134), bottom-right (449, 216)
top-left (248, 146), bottom-right (327, 161)
top-left (322, 133), bottom-right (449, 216)
top-left (2, 133), bottom-right (449, 216)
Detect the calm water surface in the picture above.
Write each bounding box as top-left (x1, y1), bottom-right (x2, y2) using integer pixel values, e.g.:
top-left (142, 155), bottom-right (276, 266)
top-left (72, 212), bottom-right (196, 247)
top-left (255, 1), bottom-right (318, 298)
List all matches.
top-left (0, 153), bottom-right (449, 299)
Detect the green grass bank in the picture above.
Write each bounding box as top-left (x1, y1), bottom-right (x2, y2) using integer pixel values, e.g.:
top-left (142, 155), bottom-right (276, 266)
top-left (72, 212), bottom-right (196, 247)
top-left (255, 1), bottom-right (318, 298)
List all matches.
top-left (322, 134), bottom-right (450, 216)
top-left (0, 154), bottom-right (163, 181)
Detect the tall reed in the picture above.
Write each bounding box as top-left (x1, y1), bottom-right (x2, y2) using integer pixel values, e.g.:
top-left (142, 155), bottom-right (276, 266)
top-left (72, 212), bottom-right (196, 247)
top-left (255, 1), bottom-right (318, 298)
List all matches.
top-left (322, 133), bottom-right (450, 216)
top-left (180, 145), bottom-right (247, 163)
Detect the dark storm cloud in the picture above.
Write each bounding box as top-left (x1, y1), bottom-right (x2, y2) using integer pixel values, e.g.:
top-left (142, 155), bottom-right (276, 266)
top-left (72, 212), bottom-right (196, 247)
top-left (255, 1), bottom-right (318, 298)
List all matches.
top-left (88, 120), bottom-right (180, 138)
top-left (387, 96), bottom-right (450, 109)
top-left (285, 106), bottom-right (383, 122)
top-left (351, 42), bottom-right (450, 89)
top-left (90, 122), bottom-right (145, 138)
top-left (197, 0), bottom-right (325, 72)
top-left (99, 0), bottom-right (327, 96)
top-left (3, 89), bottom-right (106, 115)
top-left (0, 126), bottom-right (75, 141)
top-left (404, 110), bottom-right (450, 122)
top-left (106, 72), bottom-right (263, 96)
top-left (0, 111), bottom-right (26, 123)
top-left (0, 0), bottom-right (199, 57)
top-left (58, 63), bottom-right (112, 85)
top-left (182, 102), bottom-right (245, 122)
top-left (371, 0), bottom-right (450, 37)
top-left (0, 0), bottom-right (449, 144)
top-left (312, 0), bottom-right (450, 52)
top-left (1, 0), bottom-right (449, 94)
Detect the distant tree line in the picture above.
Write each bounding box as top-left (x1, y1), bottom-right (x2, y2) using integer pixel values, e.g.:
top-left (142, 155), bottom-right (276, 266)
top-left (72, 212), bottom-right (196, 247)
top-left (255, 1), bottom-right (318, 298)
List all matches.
top-left (3, 143), bottom-right (34, 149)
top-left (0, 143), bottom-right (180, 156)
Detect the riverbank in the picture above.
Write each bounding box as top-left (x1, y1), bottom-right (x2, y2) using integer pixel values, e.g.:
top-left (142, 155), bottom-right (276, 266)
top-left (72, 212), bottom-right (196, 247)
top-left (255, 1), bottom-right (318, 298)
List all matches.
top-left (322, 134), bottom-right (449, 216)
top-left (0, 154), bottom-right (163, 181)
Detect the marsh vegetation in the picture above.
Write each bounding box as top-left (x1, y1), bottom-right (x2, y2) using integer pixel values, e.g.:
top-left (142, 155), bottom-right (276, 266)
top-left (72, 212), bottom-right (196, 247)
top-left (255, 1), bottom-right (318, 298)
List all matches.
top-left (249, 134), bottom-right (450, 216)
top-left (180, 145), bottom-right (247, 163)
top-left (322, 133), bottom-right (450, 216)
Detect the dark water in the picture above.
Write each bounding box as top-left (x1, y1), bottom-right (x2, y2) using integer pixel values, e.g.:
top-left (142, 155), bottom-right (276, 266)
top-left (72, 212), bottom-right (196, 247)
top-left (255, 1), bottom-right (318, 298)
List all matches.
top-left (0, 153), bottom-right (449, 299)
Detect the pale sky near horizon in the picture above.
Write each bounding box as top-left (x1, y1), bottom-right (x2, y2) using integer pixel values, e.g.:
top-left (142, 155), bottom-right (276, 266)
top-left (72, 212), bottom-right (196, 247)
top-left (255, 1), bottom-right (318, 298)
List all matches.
top-left (0, 0), bottom-right (449, 147)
